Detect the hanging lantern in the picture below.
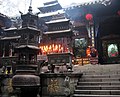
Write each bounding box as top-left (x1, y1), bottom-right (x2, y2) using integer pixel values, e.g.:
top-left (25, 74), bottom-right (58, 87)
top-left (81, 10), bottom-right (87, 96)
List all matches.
top-left (85, 13), bottom-right (93, 21)
top-left (117, 10), bottom-right (120, 16)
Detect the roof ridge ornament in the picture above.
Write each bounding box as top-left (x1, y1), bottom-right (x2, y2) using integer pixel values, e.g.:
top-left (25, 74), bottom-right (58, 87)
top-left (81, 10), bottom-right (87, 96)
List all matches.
top-left (28, 0), bottom-right (32, 13)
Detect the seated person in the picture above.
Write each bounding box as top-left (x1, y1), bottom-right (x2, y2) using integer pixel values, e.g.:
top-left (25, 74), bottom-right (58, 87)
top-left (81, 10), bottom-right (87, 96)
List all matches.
top-left (90, 47), bottom-right (98, 57)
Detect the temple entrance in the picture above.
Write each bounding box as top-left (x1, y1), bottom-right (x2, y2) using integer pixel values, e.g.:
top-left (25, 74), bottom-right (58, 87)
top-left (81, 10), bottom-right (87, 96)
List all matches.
top-left (73, 38), bottom-right (87, 58)
top-left (73, 37), bottom-right (91, 65)
top-left (97, 16), bottom-right (120, 64)
top-left (101, 35), bottom-right (120, 64)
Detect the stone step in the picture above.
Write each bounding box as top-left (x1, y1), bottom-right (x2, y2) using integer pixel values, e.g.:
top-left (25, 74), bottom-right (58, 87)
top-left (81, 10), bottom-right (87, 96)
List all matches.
top-left (77, 82), bottom-right (120, 86)
top-left (82, 74), bottom-right (120, 78)
top-left (73, 94), bottom-right (120, 97)
top-left (73, 65), bottom-right (120, 97)
top-left (82, 70), bottom-right (120, 75)
top-left (16, 65), bottom-right (38, 70)
top-left (17, 65), bottom-right (38, 67)
top-left (16, 70), bottom-right (36, 74)
top-left (76, 85), bottom-right (120, 90)
top-left (83, 71), bottom-right (120, 75)
top-left (74, 90), bottom-right (120, 95)
top-left (79, 78), bottom-right (120, 82)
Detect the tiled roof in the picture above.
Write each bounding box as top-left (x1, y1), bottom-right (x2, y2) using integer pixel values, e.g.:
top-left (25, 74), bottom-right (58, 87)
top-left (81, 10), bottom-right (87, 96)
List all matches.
top-left (46, 18), bottom-right (69, 24)
top-left (44, 29), bottom-right (72, 34)
top-left (18, 27), bottom-right (40, 32)
top-left (4, 27), bottom-right (17, 31)
top-left (38, 0), bottom-right (62, 13)
top-left (0, 13), bottom-right (8, 18)
top-left (64, 0), bottom-right (112, 10)
top-left (16, 45), bottom-right (39, 50)
top-left (0, 36), bottom-right (21, 40)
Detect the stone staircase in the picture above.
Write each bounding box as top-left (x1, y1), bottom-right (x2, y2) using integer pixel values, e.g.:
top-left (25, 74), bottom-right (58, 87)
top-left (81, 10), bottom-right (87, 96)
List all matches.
top-left (73, 64), bottom-right (120, 97)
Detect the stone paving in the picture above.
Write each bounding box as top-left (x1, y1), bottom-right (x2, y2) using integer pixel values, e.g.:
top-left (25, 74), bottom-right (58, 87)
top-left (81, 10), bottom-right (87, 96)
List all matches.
top-left (73, 64), bottom-right (120, 74)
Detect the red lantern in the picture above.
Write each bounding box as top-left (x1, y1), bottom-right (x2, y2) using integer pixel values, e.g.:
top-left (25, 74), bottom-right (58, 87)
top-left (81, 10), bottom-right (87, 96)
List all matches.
top-left (117, 10), bottom-right (120, 16)
top-left (85, 13), bottom-right (93, 21)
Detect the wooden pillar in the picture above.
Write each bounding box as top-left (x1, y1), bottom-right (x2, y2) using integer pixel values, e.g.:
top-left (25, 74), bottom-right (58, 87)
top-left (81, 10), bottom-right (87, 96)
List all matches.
top-left (2, 46), bottom-right (5, 57)
top-left (9, 45), bottom-right (12, 57)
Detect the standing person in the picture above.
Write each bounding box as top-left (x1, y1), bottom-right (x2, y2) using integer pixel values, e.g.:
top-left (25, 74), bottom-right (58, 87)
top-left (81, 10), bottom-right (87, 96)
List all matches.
top-left (86, 46), bottom-right (91, 57)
